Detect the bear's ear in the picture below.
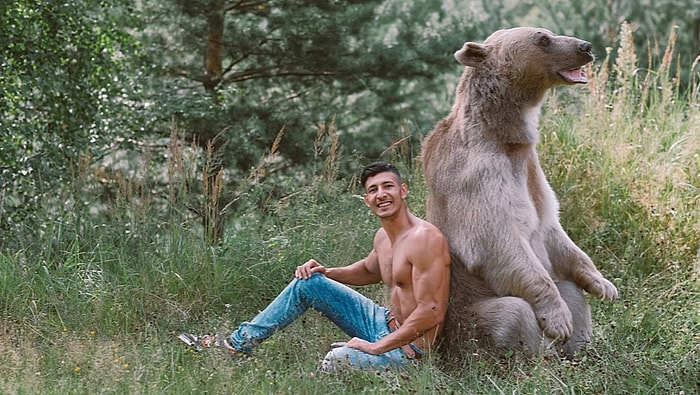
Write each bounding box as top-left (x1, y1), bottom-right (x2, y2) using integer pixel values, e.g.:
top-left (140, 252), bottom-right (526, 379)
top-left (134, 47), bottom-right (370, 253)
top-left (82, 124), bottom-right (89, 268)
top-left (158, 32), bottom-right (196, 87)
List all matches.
top-left (454, 42), bottom-right (490, 68)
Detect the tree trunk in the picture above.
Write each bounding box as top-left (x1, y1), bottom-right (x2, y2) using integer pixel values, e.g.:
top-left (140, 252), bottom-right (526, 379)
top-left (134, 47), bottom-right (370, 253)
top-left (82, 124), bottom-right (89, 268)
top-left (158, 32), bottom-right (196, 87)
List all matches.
top-left (201, 0), bottom-right (226, 244)
top-left (203, 0), bottom-right (225, 93)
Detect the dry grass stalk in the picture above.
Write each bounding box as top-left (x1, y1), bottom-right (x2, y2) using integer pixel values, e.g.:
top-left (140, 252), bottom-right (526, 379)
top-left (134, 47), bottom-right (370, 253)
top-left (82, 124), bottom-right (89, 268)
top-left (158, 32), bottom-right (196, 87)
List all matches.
top-left (312, 120), bottom-right (340, 186)
top-left (324, 122), bottom-right (339, 184)
top-left (691, 55), bottom-right (700, 101)
top-left (251, 126), bottom-right (285, 184)
top-left (614, 21), bottom-right (638, 104)
top-left (167, 122), bottom-right (185, 206)
top-left (203, 136), bottom-right (225, 243)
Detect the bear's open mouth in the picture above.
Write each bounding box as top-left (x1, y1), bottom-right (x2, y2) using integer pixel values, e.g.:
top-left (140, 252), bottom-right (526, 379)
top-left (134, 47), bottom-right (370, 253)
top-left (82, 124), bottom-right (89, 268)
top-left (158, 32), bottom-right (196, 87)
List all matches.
top-left (558, 67), bottom-right (588, 84)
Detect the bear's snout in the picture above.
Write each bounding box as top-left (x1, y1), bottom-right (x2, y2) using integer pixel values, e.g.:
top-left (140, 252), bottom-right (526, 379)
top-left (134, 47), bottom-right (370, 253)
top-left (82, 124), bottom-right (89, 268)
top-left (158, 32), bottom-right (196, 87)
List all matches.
top-left (578, 41), bottom-right (592, 54)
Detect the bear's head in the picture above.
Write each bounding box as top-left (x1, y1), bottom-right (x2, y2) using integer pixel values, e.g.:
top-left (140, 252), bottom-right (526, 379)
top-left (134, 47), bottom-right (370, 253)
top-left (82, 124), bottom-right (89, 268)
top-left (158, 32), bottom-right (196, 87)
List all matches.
top-left (455, 27), bottom-right (594, 95)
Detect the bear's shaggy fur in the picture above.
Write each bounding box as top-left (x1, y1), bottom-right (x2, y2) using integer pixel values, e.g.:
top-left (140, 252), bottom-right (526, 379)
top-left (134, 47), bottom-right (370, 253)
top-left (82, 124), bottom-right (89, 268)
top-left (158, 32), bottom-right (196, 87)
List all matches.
top-left (421, 27), bottom-right (618, 358)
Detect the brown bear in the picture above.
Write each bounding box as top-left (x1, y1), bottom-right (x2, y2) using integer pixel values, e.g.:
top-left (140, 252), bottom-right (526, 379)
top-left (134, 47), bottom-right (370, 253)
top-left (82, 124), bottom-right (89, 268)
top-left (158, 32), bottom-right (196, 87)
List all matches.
top-left (421, 27), bottom-right (618, 358)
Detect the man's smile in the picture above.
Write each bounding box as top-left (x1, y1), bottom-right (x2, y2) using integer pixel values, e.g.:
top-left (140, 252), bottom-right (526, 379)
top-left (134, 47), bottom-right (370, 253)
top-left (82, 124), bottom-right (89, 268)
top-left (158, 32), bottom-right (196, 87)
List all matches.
top-left (377, 200), bottom-right (392, 208)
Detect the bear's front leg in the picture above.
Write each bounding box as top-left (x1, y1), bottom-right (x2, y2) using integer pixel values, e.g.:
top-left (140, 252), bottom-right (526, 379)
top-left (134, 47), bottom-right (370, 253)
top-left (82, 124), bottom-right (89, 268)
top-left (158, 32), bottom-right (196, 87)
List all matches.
top-left (529, 278), bottom-right (574, 341)
top-left (482, 241), bottom-right (574, 341)
top-left (546, 227), bottom-right (618, 302)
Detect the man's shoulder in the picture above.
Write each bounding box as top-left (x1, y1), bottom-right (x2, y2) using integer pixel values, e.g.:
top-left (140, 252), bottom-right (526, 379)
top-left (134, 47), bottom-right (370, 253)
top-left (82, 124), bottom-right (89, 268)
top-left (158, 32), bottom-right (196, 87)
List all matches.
top-left (412, 218), bottom-right (446, 238)
top-left (403, 220), bottom-right (450, 269)
top-left (406, 219), bottom-right (448, 248)
top-left (373, 227), bottom-right (388, 240)
top-left (372, 228), bottom-right (390, 249)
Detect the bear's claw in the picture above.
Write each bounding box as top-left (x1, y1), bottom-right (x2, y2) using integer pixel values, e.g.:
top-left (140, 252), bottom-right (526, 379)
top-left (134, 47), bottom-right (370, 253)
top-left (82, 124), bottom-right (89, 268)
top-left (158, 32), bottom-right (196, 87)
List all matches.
top-left (586, 277), bottom-right (618, 302)
top-left (536, 299), bottom-right (574, 341)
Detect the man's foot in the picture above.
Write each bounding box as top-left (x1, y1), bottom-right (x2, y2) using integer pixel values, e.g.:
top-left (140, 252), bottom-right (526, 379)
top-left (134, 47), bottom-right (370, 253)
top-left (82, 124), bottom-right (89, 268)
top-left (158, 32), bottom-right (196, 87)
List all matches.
top-left (177, 333), bottom-right (239, 356)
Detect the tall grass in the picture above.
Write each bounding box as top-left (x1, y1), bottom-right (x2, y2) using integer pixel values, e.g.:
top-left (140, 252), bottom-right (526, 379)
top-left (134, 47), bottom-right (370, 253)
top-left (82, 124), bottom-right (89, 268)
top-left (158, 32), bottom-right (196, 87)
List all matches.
top-left (1, 25), bottom-right (698, 393)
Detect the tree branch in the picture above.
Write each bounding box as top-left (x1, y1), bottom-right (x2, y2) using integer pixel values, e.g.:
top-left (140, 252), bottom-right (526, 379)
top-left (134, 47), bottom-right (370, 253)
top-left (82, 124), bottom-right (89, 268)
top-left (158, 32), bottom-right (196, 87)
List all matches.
top-left (220, 34), bottom-right (277, 76)
top-left (221, 69), bottom-right (335, 84)
top-left (225, 0), bottom-right (266, 13)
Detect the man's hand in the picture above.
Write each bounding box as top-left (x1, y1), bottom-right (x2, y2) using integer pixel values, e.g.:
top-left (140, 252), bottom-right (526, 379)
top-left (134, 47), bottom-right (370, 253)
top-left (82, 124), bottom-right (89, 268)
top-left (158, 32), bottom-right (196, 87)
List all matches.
top-left (295, 259), bottom-right (327, 279)
top-left (345, 337), bottom-right (380, 355)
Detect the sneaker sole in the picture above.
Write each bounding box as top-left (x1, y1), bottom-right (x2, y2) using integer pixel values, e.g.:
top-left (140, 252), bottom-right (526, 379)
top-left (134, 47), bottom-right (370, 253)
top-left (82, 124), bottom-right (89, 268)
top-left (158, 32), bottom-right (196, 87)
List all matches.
top-left (177, 333), bottom-right (203, 351)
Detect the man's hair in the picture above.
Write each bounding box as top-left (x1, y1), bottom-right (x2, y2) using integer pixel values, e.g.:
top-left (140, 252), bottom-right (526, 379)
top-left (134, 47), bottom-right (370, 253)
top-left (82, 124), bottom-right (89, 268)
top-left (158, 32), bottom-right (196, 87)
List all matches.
top-left (360, 161), bottom-right (403, 189)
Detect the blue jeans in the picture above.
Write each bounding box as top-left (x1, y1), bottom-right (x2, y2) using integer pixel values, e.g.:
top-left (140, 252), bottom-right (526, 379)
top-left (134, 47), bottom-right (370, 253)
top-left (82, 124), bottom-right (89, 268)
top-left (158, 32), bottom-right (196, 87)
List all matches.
top-left (229, 273), bottom-right (417, 371)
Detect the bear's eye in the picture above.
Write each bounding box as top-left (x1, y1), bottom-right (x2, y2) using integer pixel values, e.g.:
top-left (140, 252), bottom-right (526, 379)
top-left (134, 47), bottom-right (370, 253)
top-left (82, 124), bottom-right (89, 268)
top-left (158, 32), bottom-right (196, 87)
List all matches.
top-left (537, 34), bottom-right (551, 47)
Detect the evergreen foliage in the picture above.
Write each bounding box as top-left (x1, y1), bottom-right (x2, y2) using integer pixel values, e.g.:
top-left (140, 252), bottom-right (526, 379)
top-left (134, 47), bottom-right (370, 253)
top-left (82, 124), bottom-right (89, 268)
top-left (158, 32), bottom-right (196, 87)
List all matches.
top-left (133, 0), bottom-right (475, 174)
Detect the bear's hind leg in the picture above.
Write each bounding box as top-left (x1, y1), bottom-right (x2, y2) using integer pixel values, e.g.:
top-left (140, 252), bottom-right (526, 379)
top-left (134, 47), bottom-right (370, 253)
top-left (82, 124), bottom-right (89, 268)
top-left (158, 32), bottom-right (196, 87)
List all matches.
top-left (468, 297), bottom-right (547, 356)
top-left (555, 281), bottom-right (592, 358)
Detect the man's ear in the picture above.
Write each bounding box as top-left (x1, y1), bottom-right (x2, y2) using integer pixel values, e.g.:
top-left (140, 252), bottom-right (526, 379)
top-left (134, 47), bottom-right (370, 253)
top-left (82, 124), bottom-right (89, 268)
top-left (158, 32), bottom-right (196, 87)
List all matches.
top-left (454, 42), bottom-right (491, 68)
top-left (400, 183), bottom-right (408, 200)
top-left (363, 193), bottom-right (370, 207)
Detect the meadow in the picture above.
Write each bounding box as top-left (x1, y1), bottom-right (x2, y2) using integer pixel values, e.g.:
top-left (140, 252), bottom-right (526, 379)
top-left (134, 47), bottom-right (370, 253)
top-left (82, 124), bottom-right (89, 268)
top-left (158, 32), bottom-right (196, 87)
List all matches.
top-left (1, 27), bottom-right (698, 394)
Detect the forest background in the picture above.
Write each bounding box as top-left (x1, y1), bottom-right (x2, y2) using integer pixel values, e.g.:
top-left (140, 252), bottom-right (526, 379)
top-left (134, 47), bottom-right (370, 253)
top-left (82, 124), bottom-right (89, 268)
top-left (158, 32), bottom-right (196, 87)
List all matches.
top-left (1, 0), bottom-right (698, 393)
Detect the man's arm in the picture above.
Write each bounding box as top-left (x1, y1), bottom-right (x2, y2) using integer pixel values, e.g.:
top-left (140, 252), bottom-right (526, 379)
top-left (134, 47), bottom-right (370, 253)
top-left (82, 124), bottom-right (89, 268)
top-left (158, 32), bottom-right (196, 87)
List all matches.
top-left (324, 247), bottom-right (382, 286)
top-left (348, 227), bottom-right (450, 354)
top-left (295, 254), bottom-right (382, 286)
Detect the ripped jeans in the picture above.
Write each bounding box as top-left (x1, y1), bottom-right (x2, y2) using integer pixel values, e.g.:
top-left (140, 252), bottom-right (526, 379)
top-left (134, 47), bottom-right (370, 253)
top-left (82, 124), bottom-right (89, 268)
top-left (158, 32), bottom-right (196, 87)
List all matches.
top-left (228, 273), bottom-right (419, 372)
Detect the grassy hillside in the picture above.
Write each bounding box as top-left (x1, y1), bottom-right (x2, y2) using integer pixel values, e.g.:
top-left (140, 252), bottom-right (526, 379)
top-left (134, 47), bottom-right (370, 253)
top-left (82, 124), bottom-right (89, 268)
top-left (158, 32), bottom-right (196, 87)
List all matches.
top-left (1, 27), bottom-right (698, 394)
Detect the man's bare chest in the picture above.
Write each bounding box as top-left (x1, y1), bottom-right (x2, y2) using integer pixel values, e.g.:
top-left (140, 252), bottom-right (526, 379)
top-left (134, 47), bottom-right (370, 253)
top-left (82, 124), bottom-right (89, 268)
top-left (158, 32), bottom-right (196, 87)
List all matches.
top-left (376, 245), bottom-right (412, 288)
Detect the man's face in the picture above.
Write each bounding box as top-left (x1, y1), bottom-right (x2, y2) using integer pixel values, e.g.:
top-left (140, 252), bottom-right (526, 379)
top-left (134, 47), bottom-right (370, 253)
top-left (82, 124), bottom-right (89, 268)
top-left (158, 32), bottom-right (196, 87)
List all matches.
top-left (362, 171), bottom-right (408, 218)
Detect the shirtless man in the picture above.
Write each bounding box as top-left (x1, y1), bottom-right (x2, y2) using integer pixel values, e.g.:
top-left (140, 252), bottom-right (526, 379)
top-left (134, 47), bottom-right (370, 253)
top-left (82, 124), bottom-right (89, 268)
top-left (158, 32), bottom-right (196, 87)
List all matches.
top-left (179, 161), bottom-right (451, 372)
